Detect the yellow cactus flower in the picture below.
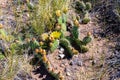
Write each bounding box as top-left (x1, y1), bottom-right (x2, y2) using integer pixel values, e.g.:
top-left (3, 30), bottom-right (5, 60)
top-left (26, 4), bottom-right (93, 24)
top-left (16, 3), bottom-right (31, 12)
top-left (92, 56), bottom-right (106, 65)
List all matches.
top-left (41, 33), bottom-right (49, 41)
top-left (35, 49), bottom-right (39, 53)
top-left (56, 10), bottom-right (61, 17)
top-left (0, 24), bottom-right (3, 29)
top-left (50, 31), bottom-right (61, 39)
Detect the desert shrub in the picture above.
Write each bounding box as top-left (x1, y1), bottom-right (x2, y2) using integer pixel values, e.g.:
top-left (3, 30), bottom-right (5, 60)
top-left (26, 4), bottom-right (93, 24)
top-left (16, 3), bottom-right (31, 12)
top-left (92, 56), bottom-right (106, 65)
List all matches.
top-left (28, 0), bottom-right (71, 35)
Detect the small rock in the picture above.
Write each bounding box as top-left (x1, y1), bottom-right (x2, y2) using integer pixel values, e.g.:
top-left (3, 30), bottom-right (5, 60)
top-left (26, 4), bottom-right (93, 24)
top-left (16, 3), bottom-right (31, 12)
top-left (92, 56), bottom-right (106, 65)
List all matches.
top-left (60, 47), bottom-right (64, 52)
top-left (65, 68), bottom-right (70, 72)
top-left (55, 56), bottom-right (60, 60)
top-left (60, 64), bottom-right (65, 68)
top-left (58, 54), bottom-right (65, 59)
top-left (69, 61), bottom-right (74, 66)
top-left (77, 61), bottom-right (83, 66)
top-left (91, 60), bottom-right (96, 65)
top-left (66, 72), bottom-right (70, 76)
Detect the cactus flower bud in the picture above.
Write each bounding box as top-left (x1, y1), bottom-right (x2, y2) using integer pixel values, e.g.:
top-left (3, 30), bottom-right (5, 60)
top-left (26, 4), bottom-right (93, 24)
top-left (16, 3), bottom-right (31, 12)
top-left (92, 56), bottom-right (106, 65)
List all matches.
top-left (39, 41), bottom-right (44, 46)
top-left (56, 10), bottom-right (61, 17)
top-left (87, 32), bottom-right (91, 36)
top-left (35, 49), bottom-right (39, 53)
top-left (43, 55), bottom-right (48, 62)
top-left (39, 48), bottom-right (43, 53)
top-left (0, 24), bottom-right (3, 29)
top-left (74, 19), bottom-right (79, 26)
top-left (63, 7), bottom-right (68, 14)
top-left (42, 49), bottom-right (46, 55)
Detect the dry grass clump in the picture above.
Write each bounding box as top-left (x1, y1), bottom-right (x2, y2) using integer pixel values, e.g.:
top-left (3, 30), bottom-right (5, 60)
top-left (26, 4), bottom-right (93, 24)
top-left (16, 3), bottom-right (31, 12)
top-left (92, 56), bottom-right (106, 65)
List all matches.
top-left (29, 0), bottom-right (71, 34)
top-left (0, 54), bottom-right (32, 80)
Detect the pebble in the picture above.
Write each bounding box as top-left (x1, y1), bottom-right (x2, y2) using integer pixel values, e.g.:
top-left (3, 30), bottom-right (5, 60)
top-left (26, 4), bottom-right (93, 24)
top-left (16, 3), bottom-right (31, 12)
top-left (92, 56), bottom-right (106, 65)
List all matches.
top-left (77, 61), bottom-right (83, 66)
top-left (66, 72), bottom-right (70, 76)
top-left (60, 47), bottom-right (64, 52)
top-left (69, 58), bottom-right (83, 66)
top-left (58, 54), bottom-right (65, 59)
top-left (55, 56), bottom-right (60, 60)
top-left (60, 64), bottom-right (65, 68)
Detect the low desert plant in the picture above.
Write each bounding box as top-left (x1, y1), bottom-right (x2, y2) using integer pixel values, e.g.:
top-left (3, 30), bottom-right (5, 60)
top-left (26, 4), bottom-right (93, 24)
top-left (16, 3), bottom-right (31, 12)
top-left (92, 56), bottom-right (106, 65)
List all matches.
top-left (28, 0), bottom-right (71, 35)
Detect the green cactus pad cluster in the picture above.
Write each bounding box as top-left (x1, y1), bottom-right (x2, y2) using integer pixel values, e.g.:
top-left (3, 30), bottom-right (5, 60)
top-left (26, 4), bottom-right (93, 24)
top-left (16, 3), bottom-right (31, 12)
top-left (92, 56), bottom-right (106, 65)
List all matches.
top-left (35, 48), bottom-right (64, 80)
top-left (13, 8), bottom-right (92, 80)
top-left (74, 1), bottom-right (92, 24)
top-left (50, 40), bottom-right (59, 52)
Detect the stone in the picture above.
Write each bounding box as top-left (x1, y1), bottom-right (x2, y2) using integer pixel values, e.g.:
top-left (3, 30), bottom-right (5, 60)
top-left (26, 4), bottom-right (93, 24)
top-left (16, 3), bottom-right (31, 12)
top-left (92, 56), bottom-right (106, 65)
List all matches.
top-left (69, 61), bottom-right (75, 66)
top-left (60, 47), bottom-right (64, 52)
top-left (64, 68), bottom-right (70, 72)
top-left (58, 54), bottom-right (65, 59)
top-left (60, 64), bottom-right (65, 68)
top-left (55, 56), bottom-right (60, 60)
top-left (66, 72), bottom-right (70, 76)
top-left (77, 61), bottom-right (83, 66)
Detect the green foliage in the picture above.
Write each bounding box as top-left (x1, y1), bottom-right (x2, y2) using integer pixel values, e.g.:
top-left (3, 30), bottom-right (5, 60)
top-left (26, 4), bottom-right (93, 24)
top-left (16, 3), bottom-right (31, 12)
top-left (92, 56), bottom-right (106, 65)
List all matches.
top-left (75, 1), bottom-right (86, 11)
top-left (0, 53), bottom-right (5, 60)
top-left (60, 38), bottom-right (71, 47)
top-left (58, 14), bottom-right (67, 37)
top-left (71, 26), bottom-right (79, 39)
top-left (80, 45), bottom-right (89, 53)
top-left (28, 0), bottom-right (70, 35)
top-left (29, 39), bottom-right (39, 50)
top-left (27, 2), bottom-right (34, 10)
top-left (86, 2), bottom-right (92, 10)
top-left (82, 17), bottom-right (90, 24)
top-left (0, 29), bottom-right (7, 37)
top-left (74, 1), bottom-right (92, 24)
top-left (82, 36), bottom-right (92, 45)
top-left (60, 38), bottom-right (74, 57)
top-left (50, 40), bottom-right (59, 52)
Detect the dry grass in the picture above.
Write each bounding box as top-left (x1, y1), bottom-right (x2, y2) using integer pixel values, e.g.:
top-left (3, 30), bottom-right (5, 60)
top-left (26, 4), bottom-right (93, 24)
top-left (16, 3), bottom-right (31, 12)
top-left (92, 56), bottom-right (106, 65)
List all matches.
top-left (30, 0), bottom-right (71, 34)
top-left (0, 54), bottom-right (32, 80)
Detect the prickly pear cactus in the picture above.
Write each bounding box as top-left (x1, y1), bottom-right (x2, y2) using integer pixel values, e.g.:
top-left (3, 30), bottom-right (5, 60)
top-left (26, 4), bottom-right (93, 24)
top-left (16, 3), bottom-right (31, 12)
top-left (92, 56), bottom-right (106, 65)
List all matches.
top-left (60, 38), bottom-right (71, 47)
top-left (50, 40), bottom-right (59, 52)
top-left (29, 39), bottom-right (39, 50)
top-left (60, 38), bottom-right (75, 57)
top-left (58, 14), bottom-right (67, 37)
top-left (80, 45), bottom-right (89, 53)
top-left (74, 1), bottom-right (92, 24)
top-left (85, 2), bottom-right (92, 10)
top-left (75, 1), bottom-right (86, 12)
top-left (82, 35), bottom-right (92, 45)
top-left (71, 26), bottom-right (79, 39)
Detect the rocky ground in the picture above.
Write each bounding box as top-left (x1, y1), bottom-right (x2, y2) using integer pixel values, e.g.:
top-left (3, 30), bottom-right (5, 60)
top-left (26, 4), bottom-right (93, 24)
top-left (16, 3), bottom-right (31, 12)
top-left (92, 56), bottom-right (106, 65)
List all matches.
top-left (0, 0), bottom-right (120, 80)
